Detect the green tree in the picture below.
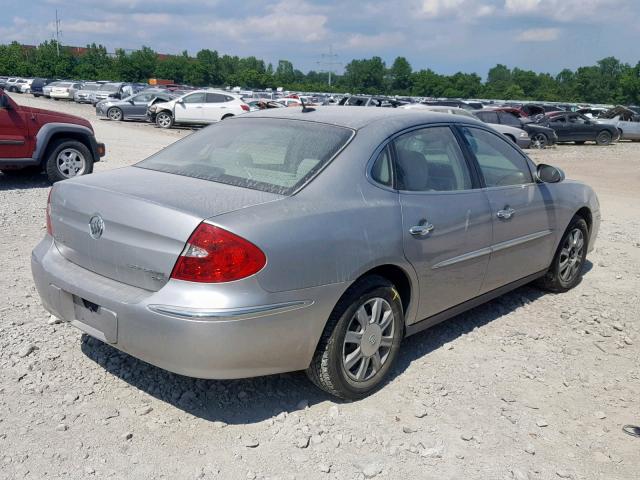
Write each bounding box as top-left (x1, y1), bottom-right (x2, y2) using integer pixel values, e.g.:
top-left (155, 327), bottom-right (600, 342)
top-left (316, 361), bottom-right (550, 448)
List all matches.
top-left (388, 56), bottom-right (412, 93)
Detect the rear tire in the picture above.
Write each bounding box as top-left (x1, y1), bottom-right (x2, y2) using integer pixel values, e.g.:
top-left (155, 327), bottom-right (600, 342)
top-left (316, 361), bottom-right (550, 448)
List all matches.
top-left (595, 130), bottom-right (612, 146)
top-left (536, 217), bottom-right (589, 293)
top-left (156, 111), bottom-right (174, 129)
top-left (45, 139), bottom-right (93, 183)
top-left (306, 275), bottom-right (404, 400)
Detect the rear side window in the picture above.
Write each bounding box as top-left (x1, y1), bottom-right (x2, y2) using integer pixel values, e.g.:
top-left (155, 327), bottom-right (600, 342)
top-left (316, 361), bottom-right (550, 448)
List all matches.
top-left (393, 127), bottom-right (473, 192)
top-left (137, 118), bottom-right (353, 195)
top-left (371, 146), bottom-right (393, 187)
top-left (498, 112), bottom-right (520, 127)
top-left (206, 93), bottom-right (227, 103)
top-left (459, 127), bottom-right (533, 187)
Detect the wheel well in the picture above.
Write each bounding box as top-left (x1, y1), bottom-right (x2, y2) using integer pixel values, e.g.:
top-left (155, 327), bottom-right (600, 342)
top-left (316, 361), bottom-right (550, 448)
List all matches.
top-left (42, 132), bottom-right (92, 165)
top-left (355, 265), bottom-right (412, 315)
top-left (222, 113), bottom-right (234, 120)
top-left (505, 134), bottom-right (515, 143)
top-left (575, 207), bottom-right (592, 232)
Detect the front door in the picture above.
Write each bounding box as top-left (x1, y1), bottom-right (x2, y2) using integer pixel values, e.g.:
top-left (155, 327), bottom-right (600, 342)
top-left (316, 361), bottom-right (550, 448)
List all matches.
top-left (548, 114), bottom-right (570, 141)
top-left (458, 126), bottom-right (556, 293)
top-left (128, 93), bottom-right (154, 119)
top-left (394, 126), bottom-right (493, 321)
top-left (0, 93), bottom-right (31, 159)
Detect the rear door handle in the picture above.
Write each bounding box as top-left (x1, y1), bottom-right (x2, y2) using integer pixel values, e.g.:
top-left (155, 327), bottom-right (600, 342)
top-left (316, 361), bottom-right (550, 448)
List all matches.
top-left (409, 223), bottom-right (434, 236)
top-left (496, 207), bottom-right (515, 219)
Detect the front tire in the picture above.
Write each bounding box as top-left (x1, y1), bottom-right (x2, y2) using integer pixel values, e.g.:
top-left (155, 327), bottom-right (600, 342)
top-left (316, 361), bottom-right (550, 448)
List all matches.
top-left (156, 111), bottom-right (174, 129)
top-left (45, 139), bottom-right (93, 183)
top-left (536, 217), bottom-right (589, 293)
top-left (307, 275), bottom-right (404, 400)
top-left (107, 107), bottom-right (123, 121)
top-left (530, 133), bottom-right (548, 149)
top-left (595, 130), bottom-right (612, 146)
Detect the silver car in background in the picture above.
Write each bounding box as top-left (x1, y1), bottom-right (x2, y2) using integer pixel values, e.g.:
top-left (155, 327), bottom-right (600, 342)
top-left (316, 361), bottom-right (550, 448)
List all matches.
top-left (74, 82), bottom-right (103, 104)
top-left (49, 82), bottom-right (82, 100)
top-left (32, 108), bottom-right (599, 399)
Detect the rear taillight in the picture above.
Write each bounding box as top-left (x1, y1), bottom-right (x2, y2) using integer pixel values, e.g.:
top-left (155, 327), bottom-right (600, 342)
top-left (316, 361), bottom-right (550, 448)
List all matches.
top-left (240, 104), bottom-right (250, 112)
top-left (171, 223), bottom-right (266, 283)
top-left (46, 189), bottom-right (53, 236)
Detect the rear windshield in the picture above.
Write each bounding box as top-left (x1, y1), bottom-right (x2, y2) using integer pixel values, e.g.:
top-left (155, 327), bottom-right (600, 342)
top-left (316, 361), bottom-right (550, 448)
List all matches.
top-left (136, 118), bottom-right (353, 195)
top-left (101, 84), bottom-right (121, 92)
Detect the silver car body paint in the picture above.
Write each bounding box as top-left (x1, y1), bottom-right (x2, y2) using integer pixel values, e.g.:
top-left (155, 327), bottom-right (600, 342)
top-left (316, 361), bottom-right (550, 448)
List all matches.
top-left (31, 107), bottom-right (600, 380)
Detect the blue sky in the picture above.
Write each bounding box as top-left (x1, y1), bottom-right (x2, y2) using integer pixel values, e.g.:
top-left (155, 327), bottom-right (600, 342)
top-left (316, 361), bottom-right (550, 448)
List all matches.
top-left (2, 0), bottom-right (638, 77)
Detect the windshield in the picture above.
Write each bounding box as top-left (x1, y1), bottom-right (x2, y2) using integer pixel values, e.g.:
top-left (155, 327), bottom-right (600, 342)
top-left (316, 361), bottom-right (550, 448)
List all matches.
top-left (136, 118), bottom-right (353, 195)
top-left (81, 84), bottom-right (101, 91)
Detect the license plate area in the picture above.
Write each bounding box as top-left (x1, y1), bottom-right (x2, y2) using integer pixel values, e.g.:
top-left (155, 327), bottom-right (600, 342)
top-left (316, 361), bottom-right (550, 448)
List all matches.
top-left (70, 294), bottom-right (118, 344)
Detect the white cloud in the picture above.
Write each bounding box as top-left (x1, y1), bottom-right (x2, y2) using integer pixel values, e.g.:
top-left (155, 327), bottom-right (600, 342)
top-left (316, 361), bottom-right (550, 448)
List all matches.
top-left (346, 32), bottom-right (405, 50)
top-left (419, 0), bottom-right (495, 20)
top-left (516, 27), bottom-right (561, 42)
top-left (504, 0), bottom-right (626, 22)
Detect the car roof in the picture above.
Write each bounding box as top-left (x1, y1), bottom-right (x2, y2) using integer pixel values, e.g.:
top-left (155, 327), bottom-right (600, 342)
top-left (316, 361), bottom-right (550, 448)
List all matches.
top-left (242, 106), bottom-right (482, 131)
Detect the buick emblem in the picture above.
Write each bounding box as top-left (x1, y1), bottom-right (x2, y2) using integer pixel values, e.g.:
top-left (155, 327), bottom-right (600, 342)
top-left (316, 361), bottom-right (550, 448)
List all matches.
top-left (89, 215), bottom-right (105, 239)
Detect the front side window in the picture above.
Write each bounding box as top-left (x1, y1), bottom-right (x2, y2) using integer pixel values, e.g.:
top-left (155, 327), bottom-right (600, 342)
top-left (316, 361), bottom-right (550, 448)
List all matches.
top-left (393, 127), bottom-right (473, 192)
top-left (136, 118), bottom-right (353, 195)
top-left (460, 127), bottom-right (533, 188)
top-left (182, 93), bottom-right (206, 104)
top-left (499, 112), bottom-right (521, 127)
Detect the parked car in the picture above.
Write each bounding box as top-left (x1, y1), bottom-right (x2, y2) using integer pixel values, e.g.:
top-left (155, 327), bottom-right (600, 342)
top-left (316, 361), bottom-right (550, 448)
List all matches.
top-left (246, 99), bottom-right (286, 111)
top-left (402, 104), bottom-right (530, 148)
top-left (18, 78), bottom-right (35, 94)
top-left (421, 100), bottom-right (474, 111)
top-left (50, 82), bottom-right (82, 100)
top-left (147, 90), bottom-right (250, 128)
top-left (31, 107), bottom-right (599, 399)
top-left (596, 106), bottom-right (640, 141)
top-left (42, 81), bottom-right (62, 98)
top-left (31, 78), bottom-right (56, 97)
top-left (474, 109), bottom-right (558, 148)
top-left (0, 89), bottom-right (105, 182)
top-left (538, 111), bottom-right (619, 145)
top-left (7, 78), bottom-right (31, 93)
top-left (3, 78), bottom-right (19, 90)
top-left (96, 91), bottom-right (176, 121)
top-left (91, 83), bottom-right (124, 106)
top-left (74, 82), bottom-right (102, 104)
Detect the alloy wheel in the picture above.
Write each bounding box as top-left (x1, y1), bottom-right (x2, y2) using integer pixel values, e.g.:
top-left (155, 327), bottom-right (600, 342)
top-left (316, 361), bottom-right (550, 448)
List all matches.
top-left (157, 113), bottom-right (172, 128)
top-left (559, 228), bottom-right (585, 282)
top-left (56, 148), bottom-right (86, 178)
top-left (531, 133), bottom-right (547, 149)
top-left (342, 297), bottom-right (395, 382)
top-left (108, 108), bottom-right (122, 121)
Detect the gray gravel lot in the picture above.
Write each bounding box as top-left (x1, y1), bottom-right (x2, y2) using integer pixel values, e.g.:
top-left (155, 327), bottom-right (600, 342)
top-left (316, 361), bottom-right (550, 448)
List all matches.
top-left (1, 94), bottom-right (638, 480)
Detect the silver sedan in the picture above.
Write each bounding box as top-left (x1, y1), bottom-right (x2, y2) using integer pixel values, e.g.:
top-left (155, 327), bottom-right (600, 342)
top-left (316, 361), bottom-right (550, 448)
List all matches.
top-left (32, 108), bottom-right (600, 399)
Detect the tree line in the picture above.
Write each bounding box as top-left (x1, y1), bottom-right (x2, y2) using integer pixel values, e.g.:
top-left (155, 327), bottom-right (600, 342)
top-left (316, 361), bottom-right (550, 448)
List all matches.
top-left (1, 40), bottom-right (639, 105)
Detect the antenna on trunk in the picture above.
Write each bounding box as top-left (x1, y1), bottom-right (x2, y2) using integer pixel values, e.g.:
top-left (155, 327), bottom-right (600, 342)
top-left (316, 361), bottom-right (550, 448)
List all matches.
top-left (300, 98), bottom-right (315, 113)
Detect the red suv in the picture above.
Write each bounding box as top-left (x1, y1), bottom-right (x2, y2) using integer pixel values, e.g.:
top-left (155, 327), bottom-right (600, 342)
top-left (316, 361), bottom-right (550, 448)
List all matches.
top-left (0, 89), bottom-right (105, 182)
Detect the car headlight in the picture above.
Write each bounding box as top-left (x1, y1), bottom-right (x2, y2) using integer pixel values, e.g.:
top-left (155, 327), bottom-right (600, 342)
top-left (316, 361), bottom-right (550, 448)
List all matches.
top-left (148, 105), bottom-right (158, 113)
top-left (519, 132), bottom-right (529, 138)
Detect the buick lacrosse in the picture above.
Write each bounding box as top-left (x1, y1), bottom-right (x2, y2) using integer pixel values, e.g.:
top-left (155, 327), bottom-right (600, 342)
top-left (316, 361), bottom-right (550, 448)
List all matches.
top-left (32, 108), bottom-right (599, 399)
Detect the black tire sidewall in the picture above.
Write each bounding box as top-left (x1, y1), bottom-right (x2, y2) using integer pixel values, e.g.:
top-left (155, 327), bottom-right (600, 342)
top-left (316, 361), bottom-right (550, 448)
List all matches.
top-left (596, 131), bottom-right (611, 145)
top-left (326, 282), bottom-right (404, 399)
top-left (45, 140), bottom-right (94, 183)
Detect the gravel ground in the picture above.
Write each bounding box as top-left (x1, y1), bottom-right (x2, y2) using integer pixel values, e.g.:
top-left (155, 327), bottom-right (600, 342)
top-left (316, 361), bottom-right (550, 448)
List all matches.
top-left (1, 94), bottom-right (638, 480)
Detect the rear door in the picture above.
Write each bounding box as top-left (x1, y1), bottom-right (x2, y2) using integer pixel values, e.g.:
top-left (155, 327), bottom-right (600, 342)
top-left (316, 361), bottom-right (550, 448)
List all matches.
top-left (174, 92), bottom-right (206, 123)
top-left (394, 125), bottom-right (493, 320)
top-left (202, 93), bottom-right (228, 122)
top-left (0, 94), bottom-right (32, 158)
top-left (458, 126), bottom-right (555, 293)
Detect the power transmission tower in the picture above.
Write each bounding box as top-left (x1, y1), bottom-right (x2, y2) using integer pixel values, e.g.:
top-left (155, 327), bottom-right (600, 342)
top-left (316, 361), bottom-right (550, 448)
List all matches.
top-left (317, 45), bottom-right (341, 86)
top-left (54, 9), bottom-right (62, 57)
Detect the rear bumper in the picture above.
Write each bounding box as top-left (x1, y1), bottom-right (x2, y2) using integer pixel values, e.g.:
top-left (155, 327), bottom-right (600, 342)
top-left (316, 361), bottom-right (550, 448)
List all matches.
top-left (31, 237), bottom-right (344, 379)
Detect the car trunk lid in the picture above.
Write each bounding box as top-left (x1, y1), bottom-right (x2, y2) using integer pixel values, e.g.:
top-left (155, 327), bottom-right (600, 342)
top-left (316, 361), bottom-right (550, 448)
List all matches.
top-left (50, 167), bottom-right (283, 291)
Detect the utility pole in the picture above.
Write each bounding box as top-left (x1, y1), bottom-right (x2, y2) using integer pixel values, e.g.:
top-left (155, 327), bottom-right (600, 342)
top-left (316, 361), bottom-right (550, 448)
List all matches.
top-left (317, 45), bottom-right (341, 87)
top-left (55, 9), bottom-right (61, 57)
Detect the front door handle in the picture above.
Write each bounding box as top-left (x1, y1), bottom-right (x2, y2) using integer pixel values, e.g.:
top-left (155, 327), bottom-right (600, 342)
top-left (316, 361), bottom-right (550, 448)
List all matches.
top-left (496, 207), bottom-right (515, 219)
top-left (409, 223), bottom-right (434, 236)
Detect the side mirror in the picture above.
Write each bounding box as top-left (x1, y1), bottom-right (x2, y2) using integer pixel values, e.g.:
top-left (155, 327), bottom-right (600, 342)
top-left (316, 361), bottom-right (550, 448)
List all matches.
top-left (128, 98), bottom-right (135, 104)
top-left (536, 163), bottom-right (564, 184)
